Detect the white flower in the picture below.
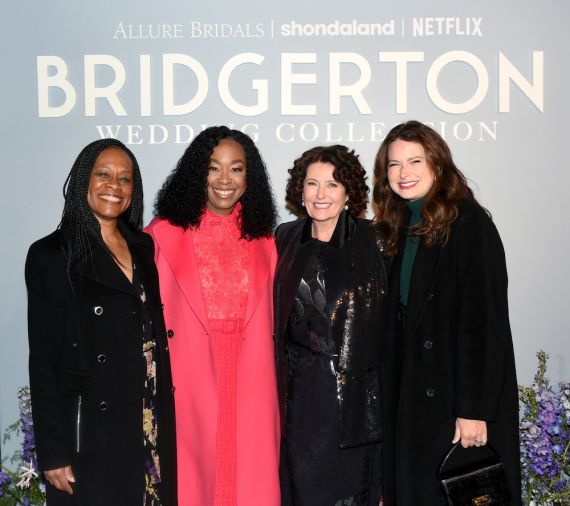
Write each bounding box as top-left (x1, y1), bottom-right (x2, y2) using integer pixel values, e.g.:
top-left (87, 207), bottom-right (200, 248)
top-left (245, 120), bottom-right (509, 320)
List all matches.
top-left (16, 460), bottom-right (38, 489)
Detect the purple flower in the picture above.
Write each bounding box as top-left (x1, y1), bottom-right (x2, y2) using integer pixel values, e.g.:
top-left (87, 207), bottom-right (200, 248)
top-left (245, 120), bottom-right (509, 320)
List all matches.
top-left (17, 387), bottom-right (39, 473)
top-left (0, 470), bottom-right (11, 486)
top-left (0, 470), bottom-right (12, 497)
top-left (519, 351), bottom-right (570, 503)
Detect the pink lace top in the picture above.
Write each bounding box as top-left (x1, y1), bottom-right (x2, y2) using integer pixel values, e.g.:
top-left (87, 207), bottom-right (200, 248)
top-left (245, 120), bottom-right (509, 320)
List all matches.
top-left (192, 204), bottom-right (250, 320)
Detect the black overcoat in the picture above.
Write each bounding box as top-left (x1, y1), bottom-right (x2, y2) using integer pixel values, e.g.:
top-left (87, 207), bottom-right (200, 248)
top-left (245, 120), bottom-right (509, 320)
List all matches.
top-left (382, 198), bottom-right (521, 505)
top-left (274, 212), bottom-right (390, 448)
top-left (25, 223), bottom-right (177, 506)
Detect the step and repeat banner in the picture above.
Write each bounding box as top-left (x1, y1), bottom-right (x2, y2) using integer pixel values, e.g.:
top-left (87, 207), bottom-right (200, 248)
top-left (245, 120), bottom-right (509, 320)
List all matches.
top-left (1, 0), bottom-right (568, 436)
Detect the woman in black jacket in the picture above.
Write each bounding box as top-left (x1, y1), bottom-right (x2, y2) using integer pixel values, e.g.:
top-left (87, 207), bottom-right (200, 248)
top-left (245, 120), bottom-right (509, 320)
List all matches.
top-left (374, 121), bottom-right (521, 506)
top-left (25, 139), bottom-right (177, 506)
top-left (274, 145), bottom-right (390, 506)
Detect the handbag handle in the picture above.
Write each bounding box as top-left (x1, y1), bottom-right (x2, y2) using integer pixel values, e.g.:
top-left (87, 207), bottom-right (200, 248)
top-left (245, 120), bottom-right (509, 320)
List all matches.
top-left (438, 442), bottom-right (502, 475)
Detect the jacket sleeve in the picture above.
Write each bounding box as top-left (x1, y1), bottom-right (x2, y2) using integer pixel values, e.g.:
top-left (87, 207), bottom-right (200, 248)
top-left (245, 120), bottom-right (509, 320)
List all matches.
top-left (25, 241), bottom-right (72, 471)
top-left (452, 206), bottom-right (514, 421)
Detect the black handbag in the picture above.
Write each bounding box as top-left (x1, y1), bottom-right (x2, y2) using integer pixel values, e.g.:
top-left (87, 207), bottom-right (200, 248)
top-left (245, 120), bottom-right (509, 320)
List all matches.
top-left (437, 442), bottom-right (512, 506)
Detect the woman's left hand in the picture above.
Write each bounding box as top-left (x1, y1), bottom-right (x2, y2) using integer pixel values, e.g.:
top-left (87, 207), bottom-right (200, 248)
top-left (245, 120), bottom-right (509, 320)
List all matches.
top-left (452, 418), bottom-right (487, 448)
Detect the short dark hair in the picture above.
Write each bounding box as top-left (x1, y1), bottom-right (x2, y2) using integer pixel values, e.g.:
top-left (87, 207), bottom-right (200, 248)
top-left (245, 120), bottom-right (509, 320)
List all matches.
top-left (154, 126), bottom-right (276, 239)
top-left (285, 145), bottom-right (369, 217)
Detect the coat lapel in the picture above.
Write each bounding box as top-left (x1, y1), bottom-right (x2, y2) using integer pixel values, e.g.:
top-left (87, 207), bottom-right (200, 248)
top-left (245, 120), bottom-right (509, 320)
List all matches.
top-left (405, 242), bottom-right (443, 344)
top-left (274, 221), bottom-right (308, 340)
top-left (75, 227), bottom-right (136, 297)
top-left (125, 228), bottom-right (160, 312)
top-left (243, 237), bottom-right (272, 329)
top-left (151, 219), bottom-right (210, 331)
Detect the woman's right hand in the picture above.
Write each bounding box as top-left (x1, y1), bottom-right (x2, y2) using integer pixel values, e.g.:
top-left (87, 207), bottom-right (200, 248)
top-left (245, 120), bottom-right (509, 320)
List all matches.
top-left (452, 417), bottom-right (487, 448)
top-left (44, 465), bottom-right (75, 494)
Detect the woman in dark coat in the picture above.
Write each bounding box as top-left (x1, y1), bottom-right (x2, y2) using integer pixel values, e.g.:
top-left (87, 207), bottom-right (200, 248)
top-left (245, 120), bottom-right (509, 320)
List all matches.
top-left (373, 121), bottom-right (521, 506)
top-left (25, 139), bottom-right (177, 506)
top-left (274, 145), bottom-right (390, 506)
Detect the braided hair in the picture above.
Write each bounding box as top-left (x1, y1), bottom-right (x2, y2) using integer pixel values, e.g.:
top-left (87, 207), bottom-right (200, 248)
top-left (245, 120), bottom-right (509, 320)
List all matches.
top-left (59, 138), bottom-right (143, 277)
top-left (154, 126), bottom-right (277, 239)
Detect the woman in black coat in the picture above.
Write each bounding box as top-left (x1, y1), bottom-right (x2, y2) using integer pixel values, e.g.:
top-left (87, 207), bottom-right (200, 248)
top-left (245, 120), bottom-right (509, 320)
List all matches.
top-left (373, 121), bottom-right (521, 505)
top-left (274, 145), bottom-right (390, 505)
top-left (25, 139), bottom-right (177, 506)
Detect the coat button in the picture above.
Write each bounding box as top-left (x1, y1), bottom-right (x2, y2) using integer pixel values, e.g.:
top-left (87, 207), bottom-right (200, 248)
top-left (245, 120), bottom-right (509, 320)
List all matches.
top-left (97, 354), bottom-right (107, 364)
top-left (426, 388), bottom-right (436, 398)
top-left (171, 386), bottom-right (176, 394)
top-left (165, 346), bottom-right (169, 352)
top-left (424, 340), bottom-right (433, 350)
top-left (161, 304), bottom-right (165, 310)
top-left (99, 401), bottom-right (108, 411)
top-left (167, 329), bottom-right (174, 338)
top-left (427, 292), bottom-right (434, 301)
top-left (93, 306), bottom-right (103, 316)
top-left (72, 342), bottom-right (78, 348)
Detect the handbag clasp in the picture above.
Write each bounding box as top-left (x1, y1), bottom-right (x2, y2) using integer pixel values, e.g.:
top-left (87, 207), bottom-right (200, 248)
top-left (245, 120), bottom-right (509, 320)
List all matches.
top-left (472, 495), bottom-right (491, 506)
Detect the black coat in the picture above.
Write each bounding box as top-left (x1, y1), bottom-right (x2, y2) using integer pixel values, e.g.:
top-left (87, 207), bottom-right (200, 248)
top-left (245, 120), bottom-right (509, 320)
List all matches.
top-left (25, 224), bottom-right (177, 506)
top-left (382, 199), bottom-right (521, 506)
top-left (274, 212), bottom-right (390, 448)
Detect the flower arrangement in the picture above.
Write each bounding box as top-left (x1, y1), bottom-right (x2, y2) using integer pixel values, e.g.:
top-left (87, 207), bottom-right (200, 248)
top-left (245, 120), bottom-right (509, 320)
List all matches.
top-left (519, 351), bottom-right (570, 505)
top-left (0, 387), bottom-right (45, 506)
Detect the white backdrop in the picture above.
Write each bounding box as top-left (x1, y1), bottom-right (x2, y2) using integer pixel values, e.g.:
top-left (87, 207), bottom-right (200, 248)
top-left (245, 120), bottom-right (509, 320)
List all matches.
top-left (1, 0), bottom-right (568, 454)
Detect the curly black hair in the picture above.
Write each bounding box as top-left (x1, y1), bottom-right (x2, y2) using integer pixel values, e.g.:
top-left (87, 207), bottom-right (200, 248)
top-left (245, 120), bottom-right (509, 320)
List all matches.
top-left (59, 138), bottom-right (143, 278)
top-left (285, 145), bottom-right (369, 217)
top-left (154, 126), bottom-right (277, 239)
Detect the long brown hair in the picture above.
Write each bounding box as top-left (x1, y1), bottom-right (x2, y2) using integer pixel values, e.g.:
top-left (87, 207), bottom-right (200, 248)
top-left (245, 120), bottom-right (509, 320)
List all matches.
top-left (373, 121), bottom-right (473, 255)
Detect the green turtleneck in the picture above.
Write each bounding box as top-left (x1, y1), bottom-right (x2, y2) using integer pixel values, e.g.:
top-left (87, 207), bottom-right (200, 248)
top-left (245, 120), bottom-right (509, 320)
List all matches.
top-left (400, 197), bottom-right (425, 306)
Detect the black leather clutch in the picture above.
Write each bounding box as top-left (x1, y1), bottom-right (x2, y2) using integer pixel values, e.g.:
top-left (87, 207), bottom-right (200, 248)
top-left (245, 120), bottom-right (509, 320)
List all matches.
top-left (437, 443), bottom-right (512, 506)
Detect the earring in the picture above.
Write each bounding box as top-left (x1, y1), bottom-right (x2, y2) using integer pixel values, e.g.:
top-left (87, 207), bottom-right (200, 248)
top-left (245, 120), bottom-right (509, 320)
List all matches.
top-left (301, 198), bottom-right (305, 207)
top-left (344, 201), bottom-right (349, 210)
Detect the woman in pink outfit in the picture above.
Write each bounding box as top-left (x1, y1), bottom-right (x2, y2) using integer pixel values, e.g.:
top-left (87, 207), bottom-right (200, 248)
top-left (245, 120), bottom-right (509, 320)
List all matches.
top-left (145, 126), bottom-right (280, 506)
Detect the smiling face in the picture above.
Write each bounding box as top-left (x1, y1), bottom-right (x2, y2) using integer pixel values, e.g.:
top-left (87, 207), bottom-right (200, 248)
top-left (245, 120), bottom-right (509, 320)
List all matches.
top-left (206, 138), bottom-right (247, 216)
top-left (87, 146), bottom-right (134, 224)
top-left (303, 161), bottom-right (348, 227)
top-left (386, 139), bottom-right (435, 201)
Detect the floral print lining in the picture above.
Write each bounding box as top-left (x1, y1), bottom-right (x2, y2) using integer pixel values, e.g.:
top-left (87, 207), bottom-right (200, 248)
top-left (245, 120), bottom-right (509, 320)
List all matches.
top-left (137, 268), bottom-right (162, 506)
